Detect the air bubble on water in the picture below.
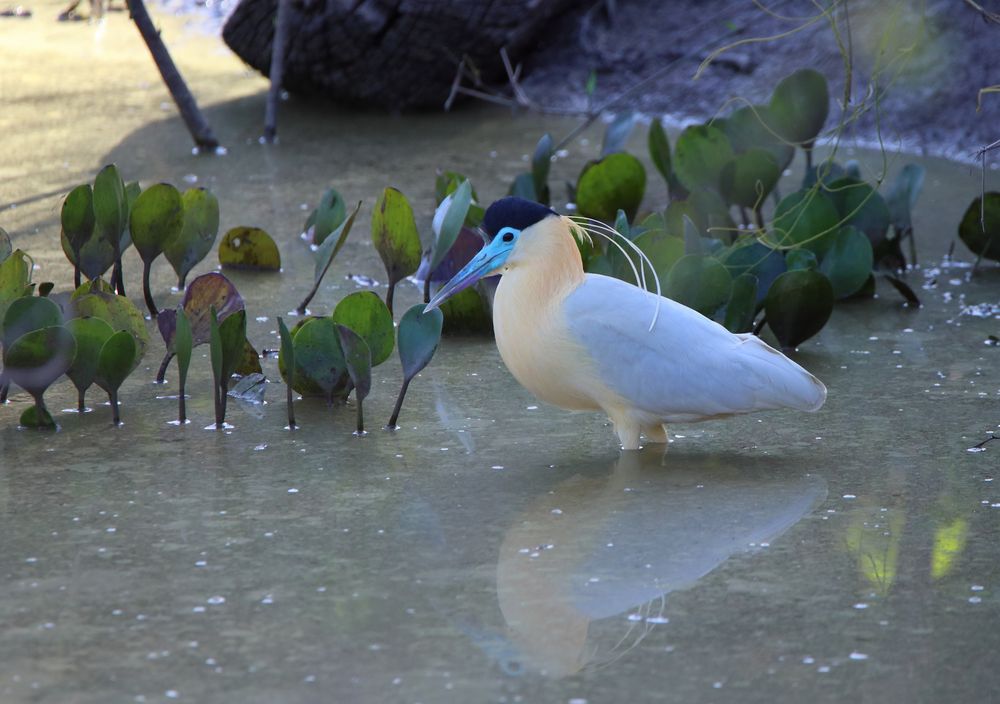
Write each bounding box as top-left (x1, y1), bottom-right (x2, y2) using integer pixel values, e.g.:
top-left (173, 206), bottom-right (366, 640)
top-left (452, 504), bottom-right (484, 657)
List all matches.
top-left (192, 606), bottom-right (206, 613)
top-left (818, 665), bottom-right (830, 673)
top-left (287, 488), bottom-right (299, 494)
top-left (195, 561), bottom-right (207, 567)
top-left (183, 174), bottom-right (198, 184)
top-left (842, 494), bottom-right (857, 499)
top-left (207, 596), bottom-right (225, 605)
top-left (646, 616), bottom-right (669, 624)
top-left (802, 656), bottom-right (815, 664)
top-left (849, 652), bottom-right (869, 661)
top-left (971, 585), bottom-right (984, 591)
top-left (967, 447), bottom-right (986, 453)
top-left (854, 603), bottom-right (868, 609)
top-left (261, 595), bottom-right (274, 605)
top-left (969, 596), bottom-right (983, 604)
top-left (551, 508), bottom-right (563, 515)
top-left (627, 613), bottom-right (643, 622)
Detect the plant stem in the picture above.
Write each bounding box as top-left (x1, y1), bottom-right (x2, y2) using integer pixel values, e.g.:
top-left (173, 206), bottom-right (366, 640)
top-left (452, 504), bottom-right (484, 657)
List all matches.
top-left (178, 377), bottom-right (186, 424)
top-left (142, 260), bottom-right (158, 317)
top-left (74, 261), bottom-right (81, 289)
top-left (78, 389), bottom-right (86, 413)
top-left (156, 351), bottom-right (174, 383)
top-left (423, 275), bottom-right (431, 304)
top-left (286, 381), bottom-right (296, 429)
top-left (263, 0), bottom-right (291, 143)
top-left (387, 378), bottom-right (410, 429)
top-left (805, 147), bottom-right (814, 172)
top-left (125, 0), bottom-right (220, 151)
top-left (386, 281), bottom-right (396, 316)
top-left (214, 379), bottom-right (224, 427)
top-left (0, 377), bottom-right (8, 404)
top-left (754, 207), bottom-right (765, 232)
top-left (356, 398), bottom-right (364, 434)
top-left (110, 389), bottom-right (120, 425)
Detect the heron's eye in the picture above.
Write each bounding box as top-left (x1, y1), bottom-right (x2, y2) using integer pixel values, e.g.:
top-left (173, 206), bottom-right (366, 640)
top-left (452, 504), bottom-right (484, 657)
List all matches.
top-left (502, 232), bottom-right (514, 243)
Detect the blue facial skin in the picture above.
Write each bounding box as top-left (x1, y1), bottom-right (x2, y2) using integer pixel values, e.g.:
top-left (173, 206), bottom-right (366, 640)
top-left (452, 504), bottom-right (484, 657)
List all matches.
top-left (425, 226), bottom-right (520, 312)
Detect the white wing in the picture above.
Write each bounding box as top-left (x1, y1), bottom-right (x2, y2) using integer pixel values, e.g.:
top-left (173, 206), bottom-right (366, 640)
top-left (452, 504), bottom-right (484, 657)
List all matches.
top-left (564, 274), bottom-right (826, 421)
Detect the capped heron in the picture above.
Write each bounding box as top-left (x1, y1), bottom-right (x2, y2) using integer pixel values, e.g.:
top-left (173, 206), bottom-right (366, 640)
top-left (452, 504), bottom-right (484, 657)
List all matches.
top-left (426, 197), bottom-right (826, 450)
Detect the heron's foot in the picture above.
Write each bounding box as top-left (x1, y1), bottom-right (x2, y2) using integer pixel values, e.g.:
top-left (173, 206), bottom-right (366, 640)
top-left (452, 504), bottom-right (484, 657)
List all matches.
top-left (642, 424), bottom-right (669, 444)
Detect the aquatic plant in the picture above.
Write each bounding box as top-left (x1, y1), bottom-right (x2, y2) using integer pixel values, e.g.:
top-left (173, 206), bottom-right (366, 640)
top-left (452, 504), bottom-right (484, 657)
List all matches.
top-left (958, 192), bottom-right (1000, 266)
top-left (218, 227), bottom-right (281, 271)
top-left (387, 304), bottom-right (444, 429)
top-left (165, 187), bottom-right (221, 289)
top-left (490, 67), bottom-right (928, 351)
top-left (130, 182), bottom-right (185, 316)
top-left (297, 198), bottom-right (362, 315)
top-left (371, 187), bottom-right (422, 315)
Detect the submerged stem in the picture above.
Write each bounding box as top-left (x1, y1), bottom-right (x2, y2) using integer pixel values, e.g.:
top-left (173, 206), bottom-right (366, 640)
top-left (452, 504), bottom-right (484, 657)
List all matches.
top-left (386, 281), bottom-right (396, 316)
top-left (110, 389), bottom-right (120, 425)
top-left (387, 378), bottom-right (411, 429)
top-left (286, 381), bottom-right (296, 429)
top-left (356, 398), bottom-right (364, 434)
top-left (156, 351), bottom-right (175, 384)
top-left (78, 389), bottom-right (86, 413)
top-left (178, 378), bottom-right (186, 424)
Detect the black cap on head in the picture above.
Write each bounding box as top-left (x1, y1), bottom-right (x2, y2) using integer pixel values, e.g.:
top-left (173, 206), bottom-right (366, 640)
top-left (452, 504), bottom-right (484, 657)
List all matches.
top-left (482, 197), bottom-right (556, 239)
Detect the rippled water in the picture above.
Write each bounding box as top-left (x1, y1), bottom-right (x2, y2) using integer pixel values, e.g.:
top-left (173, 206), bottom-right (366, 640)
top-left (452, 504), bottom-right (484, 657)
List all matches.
top-left (2, 5), bottom-right (1000, 702)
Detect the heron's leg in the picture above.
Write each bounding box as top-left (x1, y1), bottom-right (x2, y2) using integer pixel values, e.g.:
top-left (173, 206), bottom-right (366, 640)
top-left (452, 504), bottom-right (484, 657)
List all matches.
top-left (609, 410), bottom-right (641, 450)
top-left (642, 424), bottom-right (668, 444)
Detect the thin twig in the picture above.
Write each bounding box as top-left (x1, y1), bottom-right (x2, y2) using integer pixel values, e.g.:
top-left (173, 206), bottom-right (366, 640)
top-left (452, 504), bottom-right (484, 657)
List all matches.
top-left (963, 0), bottom-right (1000, 24)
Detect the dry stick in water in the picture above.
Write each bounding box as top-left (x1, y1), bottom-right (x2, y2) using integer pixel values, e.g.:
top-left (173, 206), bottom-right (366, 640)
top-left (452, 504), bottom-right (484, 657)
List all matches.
top-left (263, 0), bottom-right (292, 142)
top-left (125, 0), bottom-right (219, 150)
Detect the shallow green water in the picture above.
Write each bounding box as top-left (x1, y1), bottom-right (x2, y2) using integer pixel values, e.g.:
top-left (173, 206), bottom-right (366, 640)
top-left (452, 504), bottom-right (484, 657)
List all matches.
top-left (3, 84), bottom-right (1000, 703)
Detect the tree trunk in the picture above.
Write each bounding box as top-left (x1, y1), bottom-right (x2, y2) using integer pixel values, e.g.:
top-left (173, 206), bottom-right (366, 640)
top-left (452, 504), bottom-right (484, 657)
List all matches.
top-left (222, 0), bottom-right (577, 110)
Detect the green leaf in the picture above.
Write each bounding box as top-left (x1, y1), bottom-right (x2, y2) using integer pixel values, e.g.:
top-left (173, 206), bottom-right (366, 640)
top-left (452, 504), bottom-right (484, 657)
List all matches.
top-left (164, 187), bottom-right (220, 287)
top-left (823, 178), bottom-right (890, 247)
top-left (175, 307), bottom-right (193, 386)
top-left (3, 326), bottom-right (76, 397)
top-left (602, 112), bottom-right (636, 156)
top-left (719, 240), bottom-right (786, 304)
top-left (683, 214), bottom-right (702, 255)
top-left (2, 296), bottom-right (63, 349)
top-left (575, 153), bottom-right (647, 223)
top-left (886, 164), bottom-right (925, 234)
top-left (277, 317), bottom-right (295, 378)
top-left (719, 106), bottom-right (794, 171)
top-left (764, 269), bottom-right (834, 349)
top-left (92, 164), bottom-right (127, 246)
top-left (331, 291), bottom-right (394, 366)
top-left (19, 405), bottom-right (56, 429)
top-left (771, 189), bottom-right (840, 254)
top-left (648, 119), bottom-right (685, 197)
top-left (785, 248), bottom-right (818, 271)
top-left (439, 286), bottom-right (493, 335)
top-left (768, 69), bottom-right (829, 147)
top-left (958, 192), bottom-right (1000, 262)
top-left (283, 317), bottom-right (349, 399)
top-left (398, 305), bottom-right (444, 382)
top-left (61, 184), bottom-right (95, 257)
top-left (65, 316), bottom-right (115, 395)
top-left (719, 148), bottom-right (781, 208)
top-left (61, 228), bottom-right (115, 280)
top-left (509, 172), bottom-right (538, 202)
top-left (818, 226), bottom-right (874, 299)
top-left (614, 229), bottom-right (684, 288)
top-left (209, 308), bottom-right (223, 387)
top-left (313, 200), bottom-right (362, 283)
top-left (129, 183), bottom-right (184, 263)
top-left (665, 254), bottom-right (733, 316)
top-left (724, 273), bottom-right (759, 333)
top-left (335, 324), bottom-right (372, 403)
top-left (0, 227), bottom-right (10, 263)
top-left (430, 180), bottom-right (472, 272)
top-left (218, 309), bottom-right (247, 381)
top-left (532, 133), bottom-right (554, 202)
top-left (94, 329), bottom-right (137, 394)
top-left (307, 188), bottom-right (347, 245)
top-left (0, 250), bottom-right (33, 327)
top-left (673, 124), bottom-right (734, 193)
top-left (585, 70), bottom-right (597, 97)
top-left (371, 187), bottom-right (422, 288)
top-left (218, 227), bottom-right (281, 271)
top-left (71, 281), bottom-right (150, 365)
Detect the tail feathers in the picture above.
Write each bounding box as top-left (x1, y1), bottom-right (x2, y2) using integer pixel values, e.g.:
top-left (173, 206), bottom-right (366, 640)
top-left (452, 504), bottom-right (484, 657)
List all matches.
top-left (736, 334), bottom-right (827, 412)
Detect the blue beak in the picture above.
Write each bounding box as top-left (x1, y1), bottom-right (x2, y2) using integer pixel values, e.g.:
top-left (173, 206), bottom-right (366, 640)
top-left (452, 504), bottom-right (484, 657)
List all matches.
top-left (424, 233), bottom-right (514, 312)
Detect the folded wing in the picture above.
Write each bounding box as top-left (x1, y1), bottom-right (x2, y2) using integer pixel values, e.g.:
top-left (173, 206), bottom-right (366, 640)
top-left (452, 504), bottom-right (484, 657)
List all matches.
top-left (563, 274), bottom-right (826, 421)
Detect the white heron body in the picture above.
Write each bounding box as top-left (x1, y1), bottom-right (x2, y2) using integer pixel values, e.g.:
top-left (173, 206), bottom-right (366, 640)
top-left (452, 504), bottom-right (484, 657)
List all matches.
top-left (490, 215), bottom-right (826, 450)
